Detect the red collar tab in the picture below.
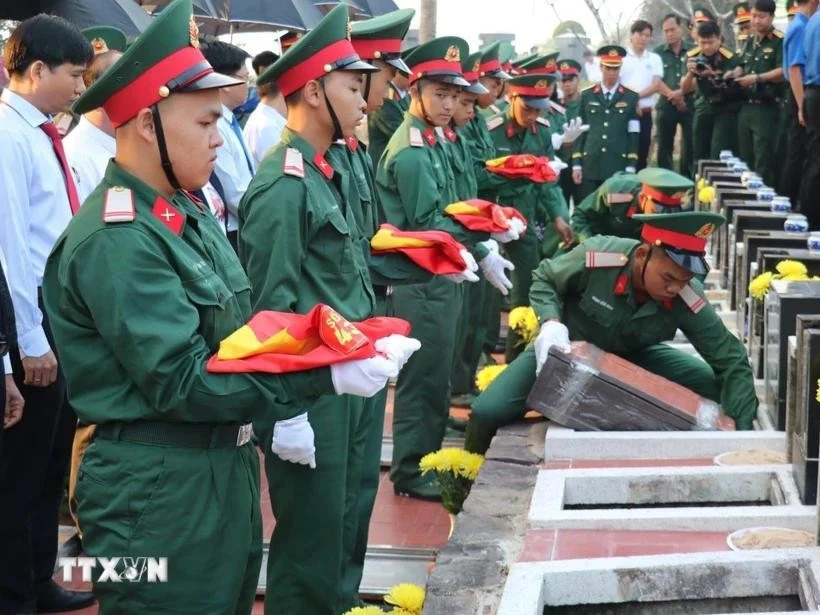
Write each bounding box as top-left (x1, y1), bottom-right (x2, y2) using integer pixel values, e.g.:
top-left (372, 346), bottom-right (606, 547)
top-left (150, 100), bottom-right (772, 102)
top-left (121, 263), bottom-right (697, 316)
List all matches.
top-left (618, 86), bottom-right (624, 93)
top-left (505, 123), bottom-right (515, 139)
top-left (614, 274), bottom-right (629, 295)
top-left (423, 128), bottom-right (437, 146)
top-left (346, 136), bottom-right (359, 152)
top-left (152, 197), bottom-right (185, 236)
top-left (313, 152), bottom-right (334, 179)
top-left (640, 185), bottom-right (683, 206)
top-left (593, 84), bottom-right (601, 93)
top-left (662, 298), bottom-right (674, 310)
top-left (444, 126), bottom-right (457, 142)
top-left (276, 39), bottom-right (360, 97)
top-left (184, 190), bottom-right (206, 212)
top-left (641, 225), bottom-right (707, 253)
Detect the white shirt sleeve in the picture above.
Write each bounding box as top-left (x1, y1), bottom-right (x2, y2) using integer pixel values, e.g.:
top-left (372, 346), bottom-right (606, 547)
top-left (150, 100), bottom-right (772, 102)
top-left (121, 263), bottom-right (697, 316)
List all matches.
top-left (651, 52), bottom-right (664, 79)
top-left (0, 129), bottom-right (50, 358)
top-left (0, 245), bottom-right (12, 375)
top-left (214, 119), bottom-right (252, 218)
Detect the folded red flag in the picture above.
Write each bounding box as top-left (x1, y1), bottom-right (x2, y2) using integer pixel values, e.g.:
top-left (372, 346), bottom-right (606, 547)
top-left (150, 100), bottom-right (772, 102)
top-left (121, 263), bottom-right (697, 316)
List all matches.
top-left (443, 199), bottom-right (528, 233)
top-left (370, 224), bottom-right (467, 275)
top-left (207, 304), bottom-right (410, 374)
top-left (485, 154), bottom-right (558, 183)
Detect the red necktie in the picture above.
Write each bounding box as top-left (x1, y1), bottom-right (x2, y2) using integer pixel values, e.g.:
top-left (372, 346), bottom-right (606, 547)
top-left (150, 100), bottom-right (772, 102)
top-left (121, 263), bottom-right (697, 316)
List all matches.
top-left (40, 121), bottom-right (81, 215)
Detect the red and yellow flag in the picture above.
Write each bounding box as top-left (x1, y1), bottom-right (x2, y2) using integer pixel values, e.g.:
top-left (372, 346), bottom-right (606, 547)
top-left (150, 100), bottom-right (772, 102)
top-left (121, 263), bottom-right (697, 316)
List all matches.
top-left (207, 304), bottom-right (410, 374)
top-left (485, 154), bottom-right (558, 183)
top-left (370, 224), bottom-right (467, 275)
top-left (444, 199), bottom-right (527, 233)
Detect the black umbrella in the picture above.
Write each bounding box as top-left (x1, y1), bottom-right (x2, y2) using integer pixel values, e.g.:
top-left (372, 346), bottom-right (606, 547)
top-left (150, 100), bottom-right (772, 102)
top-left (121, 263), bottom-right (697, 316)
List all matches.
top-left (0, 0), bottom-right (154, 34)
top-left (189, 0), bottom-right (324, 33)
top-left (348, 0), bottom-right (398, 17)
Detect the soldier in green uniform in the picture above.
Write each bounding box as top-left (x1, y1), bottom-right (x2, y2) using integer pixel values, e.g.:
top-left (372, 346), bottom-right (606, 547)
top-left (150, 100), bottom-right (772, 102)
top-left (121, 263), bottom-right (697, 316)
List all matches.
top-left (367, 47), bottom-right (413, 167)
top-left (477, 41), bottom-right (512, 117)
top-left (682, 20), bottom-right (742, 162)
top-left (464, 211), bottom-right (759, 455)
top-left (238, 7), bottom-right (419, 614)
top-left (42, 1), bottom-right (402, 613)
top-left (572, 45), bottom-right (641, 202)
top-left (376, 37), bottom-right (493, 500)
top-left (82, 25), bottom-right (127, 54)
top-left (734, 0), bottom-right (785, 186)
top-left (558, 59), bottom-right (584, 205)
top-left (485, 73), bottom-right (574, 360)
top-left (654, 14), bottom-right (695, 177)
top-left (734, 2), bottom-right (753, 52)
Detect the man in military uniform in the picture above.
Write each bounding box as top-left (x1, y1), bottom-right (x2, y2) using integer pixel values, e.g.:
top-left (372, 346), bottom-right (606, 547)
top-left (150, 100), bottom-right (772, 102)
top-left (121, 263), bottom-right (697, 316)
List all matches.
top-left (571, 168), bottom-right (693, 244)
top-left (682, 20), bottom-right (742, 162)
top-left (655, 14), bottom-right (695, 177)
top-left (476, 41), bottom-right (511, 117)
top-left (734, 0), bottom-right (785, 186)
top-left (572, 46), bottom-right (640, 202)
top-left (734, 2), bottom-right (753, 51)
top-left (558, 59), bottom-right (584, 205)
top-left (485, 73), bottom-right (574, 360)
top-left (43, 1), bottom-right (403, 613)
top-left (366, 48), bottom-right (412, 167)
top-left (464, 211), bottom-right (759, 455)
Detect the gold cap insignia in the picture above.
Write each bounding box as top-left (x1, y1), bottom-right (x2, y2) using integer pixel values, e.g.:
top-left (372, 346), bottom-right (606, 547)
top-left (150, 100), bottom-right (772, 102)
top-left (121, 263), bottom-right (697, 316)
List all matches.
top-left (472, 59), bottom-right (481, 72)
top-left (695, 223), bottom-right (715, 238)
top-left (445, 45), bottom-right (461, 62)
top-left (189, 16), bottom-right (200, 48)
top-left (608, 49), bottom-right (619, 57)
top-left (545, 59), bottom-right (557, 71)
top-left (91, 38), bottom-right (109, 54)
top-left (560, 62), bottom-right (569, 70)
top-left (535, 79), bottom-right (548, 89)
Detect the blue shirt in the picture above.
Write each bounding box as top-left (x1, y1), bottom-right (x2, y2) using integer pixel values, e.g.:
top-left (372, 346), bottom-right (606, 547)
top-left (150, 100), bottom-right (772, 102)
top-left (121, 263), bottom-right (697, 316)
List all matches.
top-left (784, 12), bottom-right (809, 83)
top-left (804, 11), bottom-right (820, 85)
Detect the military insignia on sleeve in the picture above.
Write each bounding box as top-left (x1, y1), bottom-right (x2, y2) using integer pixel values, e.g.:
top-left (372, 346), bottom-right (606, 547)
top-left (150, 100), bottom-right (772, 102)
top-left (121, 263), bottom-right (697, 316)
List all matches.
top-left (189, 16), bottom-right (200, 48)
top-left (486, 116), bottom-right (504, 131)
top-left (445, 45), bottom-right (461, 62)
top-left (102, 186), bottom-right (135, 224)
top-left (409, 126), bottom-right (424, 147)
top-left (678, 283), bottom-right (706, 314)
top-left (695, 223), bottom-right (715, 238)
top-left (283, 147), bottom-right (305, 177)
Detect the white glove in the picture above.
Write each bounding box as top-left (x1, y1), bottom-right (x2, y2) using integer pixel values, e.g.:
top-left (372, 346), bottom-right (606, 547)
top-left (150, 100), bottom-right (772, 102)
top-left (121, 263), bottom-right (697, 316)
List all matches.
top-left (271, 412), bottom-right (316, 469)
top-left (560, 117), bottom-right (590, 144)
top-left (374, 334), bottom-right (421, 370)
top-left (534, 320), bottom-right (571, 375)
top-left (331, 355), bottom-right (399, 397)
top-left (551, 131), bottom-right (564, 151)
top-left (491, 217), bottom-right (526, 243)
top-left (548, 156), bottom-right (569, 174)
top-left (444, 249), bottom-right (480, 283)
top-left (625, 166), bottom-right (636, 174)
top-left (478, 239), bottom-right (515, 295)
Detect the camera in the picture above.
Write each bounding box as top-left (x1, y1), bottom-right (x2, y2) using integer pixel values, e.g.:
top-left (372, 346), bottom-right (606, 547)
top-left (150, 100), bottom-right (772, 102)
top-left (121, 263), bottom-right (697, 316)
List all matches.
top-left (694, 55), bottom-right (709, 73)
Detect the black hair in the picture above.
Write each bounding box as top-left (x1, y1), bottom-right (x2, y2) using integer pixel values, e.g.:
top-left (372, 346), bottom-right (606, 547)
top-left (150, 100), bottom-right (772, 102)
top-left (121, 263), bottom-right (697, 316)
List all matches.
top-left (753, 0), bottom-right (776, 14)
top-left (82, 50), bottom-right (121, 88)
top-left (697, 20), bottom-right (721, 38)
top-left (201, 40), bottom-right (250, 76)
top-left (631, 19), bottom-right (653, 34)
top-left (252, 50), bottom-right (279, 76)
top-left (3, 14), bottom-right (93, 77)
top-left (661, 14), bottom-right (682, 26)
top-left (258, 82), bottom-right (280, 98)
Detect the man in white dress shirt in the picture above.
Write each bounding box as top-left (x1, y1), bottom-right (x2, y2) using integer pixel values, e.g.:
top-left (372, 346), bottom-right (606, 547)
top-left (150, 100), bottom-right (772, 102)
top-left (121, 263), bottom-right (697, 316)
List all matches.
top-left (202, 40), bottom-right (255, 250)
top-left (620, 19), bottom-right (665, 170)
top-left (243, 51), bottom-right (287, 166)
top-left (64, 50), bottom-right (121, 202)
top-left (0, 15), bottom-right (96, 615)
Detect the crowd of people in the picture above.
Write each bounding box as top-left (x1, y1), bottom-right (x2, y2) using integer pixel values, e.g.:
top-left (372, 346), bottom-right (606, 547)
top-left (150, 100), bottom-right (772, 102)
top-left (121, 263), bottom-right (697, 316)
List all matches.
top-left (0, 0), bottom-right (808, 613)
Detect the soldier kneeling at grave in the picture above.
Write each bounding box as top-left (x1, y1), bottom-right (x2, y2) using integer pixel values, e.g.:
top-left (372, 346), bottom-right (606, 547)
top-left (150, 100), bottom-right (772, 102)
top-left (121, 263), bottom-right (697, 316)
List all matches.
top-left (464, 211), bottom-right (759, 455)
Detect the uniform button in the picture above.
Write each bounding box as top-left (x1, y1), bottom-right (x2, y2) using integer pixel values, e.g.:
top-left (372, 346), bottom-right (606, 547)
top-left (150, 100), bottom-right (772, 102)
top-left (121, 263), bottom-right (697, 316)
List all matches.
top-left (602, 134), bottom-right (607, 140)
top-left (601, 147), bottom-right (607, 152)
top-left (605, 110), bottom-right (610, 114)
top-left (603, 122), bottom-right (609, 127)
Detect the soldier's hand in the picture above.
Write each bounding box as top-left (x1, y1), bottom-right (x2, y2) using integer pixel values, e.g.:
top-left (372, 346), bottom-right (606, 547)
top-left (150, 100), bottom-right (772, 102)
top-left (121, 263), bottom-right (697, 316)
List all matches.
top-left (572, 168), bottom-right (583, 185)
top-left (666, 89), bottom-right (683, 106)
top-left (444, 249), bottom-right (480, 283)
top-left (799, 106), bottom-right (806, 127)
top-left (3, 375), bottom-right (24, 429)
top-left (477, 240), bottom-right (515, 296)
top-left (686, 58), bottom-right (697, 75)
top-left (271, 413), bottom-right (316, 469)
top-left (534, 320), bottom-right (571, 375)
top-left (22, 350), bottom-right (58, 387)
top-left (553, 218), bottom-right (574, 246)
top-left (331, 355), bottom-right (399, 397)
top-left (735, 74), bottom-right (757, 87)
top-left (374, 335), bottom-right (421, 371)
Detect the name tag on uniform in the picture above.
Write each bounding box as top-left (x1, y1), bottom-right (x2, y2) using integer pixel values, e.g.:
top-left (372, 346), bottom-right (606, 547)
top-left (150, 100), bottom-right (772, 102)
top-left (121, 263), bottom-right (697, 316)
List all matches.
top-left (588, 101), bottom-right (601, 106)
top-left (591, 296), bottom-right (615, 311)
top-left (615, 101), bottom-right (628, 108)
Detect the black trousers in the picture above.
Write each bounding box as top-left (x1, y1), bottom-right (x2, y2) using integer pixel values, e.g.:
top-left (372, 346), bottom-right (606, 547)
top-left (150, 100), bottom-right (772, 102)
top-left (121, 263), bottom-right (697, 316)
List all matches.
top-left (0, 368), bottom-right (5, 455)
top-left (637, 109), bottom-right (653, 171)
top-left (0, 296), bottom-right (75, 612)
top-left (781, 89), bottom-right (809, 210)
top-left (799, 86), bottom-right (820, 230)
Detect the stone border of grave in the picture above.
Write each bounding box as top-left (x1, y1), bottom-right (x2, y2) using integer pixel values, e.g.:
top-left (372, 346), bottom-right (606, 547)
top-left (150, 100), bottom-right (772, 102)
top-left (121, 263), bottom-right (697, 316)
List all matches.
top-left (420, 419), bottom-right (547, 615)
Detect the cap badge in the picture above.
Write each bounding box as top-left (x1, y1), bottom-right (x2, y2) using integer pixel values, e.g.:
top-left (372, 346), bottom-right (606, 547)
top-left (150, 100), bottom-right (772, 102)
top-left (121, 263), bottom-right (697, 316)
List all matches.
top-left (545, 60), bottom-right (556, 71)
top-left (189, 16), bottom-right (200, 48)
top-left (445, 45), bottom-right (461, 62)
top-left (560, 62), bottom-right (568, 70)
top-left (472, 59), bottom-right (481, 72)
top-left (535, 79), bottom-right (548, 89)
top-left (91, 38), bottom-right (108, 54)
top-left (695, 223), bottom-right (716, 238)
top-left (608, 49), bottom-right (619, 57)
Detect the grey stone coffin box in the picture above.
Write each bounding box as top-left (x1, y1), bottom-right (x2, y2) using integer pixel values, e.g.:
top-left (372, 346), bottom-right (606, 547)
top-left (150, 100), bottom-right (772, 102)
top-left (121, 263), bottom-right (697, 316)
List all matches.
top-left (765, 280), bottom-right (820, 429)
top-left (730, 211), bottom-right (790, 311)
top-left (720, 200), bottom-right (771, 289)
top-left (713, 186), bottom-right (762, 272)
top-left (526, 342), bottom-right (735, 431)
top-left (789, 317), bottom-right (820, 505)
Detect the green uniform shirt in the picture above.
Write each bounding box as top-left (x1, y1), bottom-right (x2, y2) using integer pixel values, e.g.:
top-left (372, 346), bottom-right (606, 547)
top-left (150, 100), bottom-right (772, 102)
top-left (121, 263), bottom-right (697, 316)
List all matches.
top-left (43, 161), bottom-right (333, 425)
top-left (654, 40), bottom-right (695, 110)
top-left (572, 84), bottom-right (640, 181)
top-left (570, 172), bottom-right (643, 242)
top-left (239, 128), bottom-right (375, 321)
top-left (485, 109), bottom-right (569, 223)
top-left (562, 96), bottom-right (582, 120)
top-left (375, 112), bottom-right (489, 246)
top-left (529, 235), bottom-right (758, 428)
top-left (462, 114), bottom-right (509, 198)
top-left (739, 28), bottom-right (785, 102)
top-left (690, 47), bottom-right (742, 110)
top-left (367, 83), bottom-right (410, 168)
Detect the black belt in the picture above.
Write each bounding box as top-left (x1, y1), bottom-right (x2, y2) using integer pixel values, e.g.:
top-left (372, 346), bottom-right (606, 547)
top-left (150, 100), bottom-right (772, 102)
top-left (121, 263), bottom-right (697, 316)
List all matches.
top-left (373, 285), bottom-right (393, 298)
top-left (95, 421), bottom-right (253, 448)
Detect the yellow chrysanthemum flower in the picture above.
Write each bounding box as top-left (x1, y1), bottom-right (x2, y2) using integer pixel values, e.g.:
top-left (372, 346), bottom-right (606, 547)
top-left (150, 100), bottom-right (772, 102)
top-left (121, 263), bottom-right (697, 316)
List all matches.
top-left (384, 583), bottom-right (425, 615)
top-left (475, 364), bottom-right (508, 392)
top-left (698, 186), bottom-right (715, 205)
top-left (508, 306), bottom-right (539, 341)
top-left (775, 260), bottom-right (808, 278)
top-left (748, 271), bottom-right (774, 300)
top-left (342, 606), bottom-right (385, 615)
top-left (419, 448), bottom-right (485, 481)
top-left (696, 178), bottom-right (706, 193)
top-left (816, 378), bottom-right (820, 403)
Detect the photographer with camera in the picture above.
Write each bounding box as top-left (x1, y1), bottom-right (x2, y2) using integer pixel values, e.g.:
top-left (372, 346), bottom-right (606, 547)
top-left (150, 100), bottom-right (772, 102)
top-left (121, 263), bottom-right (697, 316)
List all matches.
top-left (682, 20), bottom-right (742, 163)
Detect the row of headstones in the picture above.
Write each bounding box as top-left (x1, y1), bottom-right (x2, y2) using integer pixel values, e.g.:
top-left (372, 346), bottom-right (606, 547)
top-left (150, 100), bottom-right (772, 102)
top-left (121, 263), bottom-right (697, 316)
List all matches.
top-left (697, 156), bottom-right (820, 505)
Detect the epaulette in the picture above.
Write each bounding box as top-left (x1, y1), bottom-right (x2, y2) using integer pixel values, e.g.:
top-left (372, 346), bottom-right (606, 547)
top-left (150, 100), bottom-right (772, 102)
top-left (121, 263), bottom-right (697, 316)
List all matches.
top-left (773, 29), bottom-right (784, 39)
top-left (678, 283), bottom-right (706, 314)
top-left (581, 83), bottom-right (598, 93)
top-left (535, 116), bottom-right (550, 129)
top-left (621, 85), bottom-right (638, 95)
top-left (283, 147), bottom-right (305, 178)
top-left (719, 47), bottom-right (734, 59)
top-left (486, 116), bottom-right (504, 131)
top-left (102, 186), bottom-right (135, 223)
top-left (386, 87), bottom-right (397, 101)
top-left (687, 46), bottom-right (702, 57)
top-left (606, 193), bottom-right (635, 205)
top-left (549, 100), bottom-right (566, 114)
top-left (409, 126), bottom-right (425, 147)
top-left (585, 251), bottom-right (629, 268)
top-left (489, 103), bottom-right (501, 114)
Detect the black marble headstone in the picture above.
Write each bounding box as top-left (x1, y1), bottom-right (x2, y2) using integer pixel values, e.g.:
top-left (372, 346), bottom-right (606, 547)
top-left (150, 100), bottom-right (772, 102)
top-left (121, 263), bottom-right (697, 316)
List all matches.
top-left (719, 201), bottom-right (772, 277)
top-left (789, 320), bottom-right (820, 504)
top-left (696, 160), bottom-right (728, 179)
top-left (730, 212), bottom-right (791, 310)
top-left (765, 281), bottom-right (820, 428)
top-left (705, 171), bottom-right (743, 185)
